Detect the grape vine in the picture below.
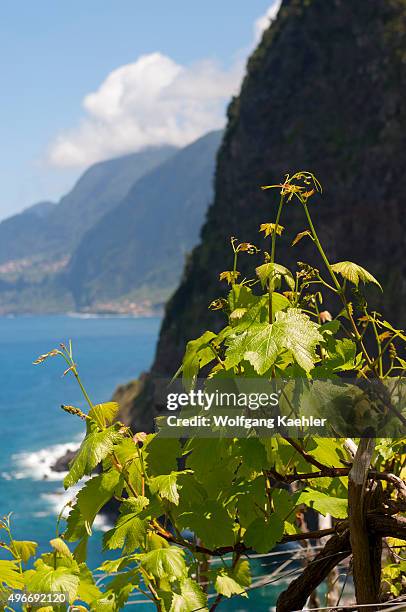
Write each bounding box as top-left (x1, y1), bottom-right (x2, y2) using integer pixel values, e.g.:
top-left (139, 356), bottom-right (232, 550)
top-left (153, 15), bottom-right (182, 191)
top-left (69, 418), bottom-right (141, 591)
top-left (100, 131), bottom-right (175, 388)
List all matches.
top-left (1, 172), bottom-right (405, 611)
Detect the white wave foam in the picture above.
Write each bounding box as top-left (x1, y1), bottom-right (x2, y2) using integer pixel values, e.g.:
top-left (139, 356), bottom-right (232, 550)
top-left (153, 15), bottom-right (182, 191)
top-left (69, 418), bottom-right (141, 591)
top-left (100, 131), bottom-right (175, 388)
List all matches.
top-left (67, 312), bottom-right (132, 319)
top-left (11, 438), bottom-right (113, 531)
top-left (11, 438), bottom-right (82, 481)
top-left (67, 312), bottom-right (103, 319)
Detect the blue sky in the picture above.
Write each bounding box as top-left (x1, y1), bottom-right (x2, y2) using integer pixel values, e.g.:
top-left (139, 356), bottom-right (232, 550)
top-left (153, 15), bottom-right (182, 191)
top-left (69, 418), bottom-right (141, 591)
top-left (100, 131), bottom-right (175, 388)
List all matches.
top-left (0, 1), bottom-right (277, 220)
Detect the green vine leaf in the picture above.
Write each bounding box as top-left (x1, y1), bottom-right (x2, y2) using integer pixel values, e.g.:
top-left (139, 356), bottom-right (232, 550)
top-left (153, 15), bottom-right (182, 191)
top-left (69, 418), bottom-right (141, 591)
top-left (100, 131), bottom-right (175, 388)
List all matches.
top-left (103, 516), bottom-right (148, 555)
top-left (168, 578), bottom-right (208, 611)
top-left (306, 439), bottom-right (345, 468)
top-left (144, 436), bottom-right (182, 475)
top-left (228, 284), bottom-right (257, 312)
top-left (10, 540), bottom-right (38, 564)
top-left (103, 498), bottom-right (149, 554)
top-left (256, 263), bottom-right (295, 290)
top-left (136, 547), bottom-right (186, 581)
top-left (76, 564), bottom-right (102, 605)
top-left (176, 331), bottom-right (217, 390)
top-left (176, 500), bottom-right (235, 549)
top-left (297, 489), bottom-right (347, 518)
top-left (64, 426), bottom-right (122, 488)
top-left (214, 559), bottom-right (251, 598)
top-left (100, 570), bottom-right (140, 609)
top-left (324, 337), bottom-right (357, 371)
top-left (24, 559), bottom-right (80, 603)
top-left (0, 560), bottom-right (25, 589)
top-left (88, 402), bottom-right (119, 429)
top-left (230, 308), bottom-right (322, 374)
top-left (76, 469), bottom-right (123, 536)
top-left (149, 472), bottom-right (189, 505)
top-left (244, 514), bottom-right (284, 553)
top-left (331, 261), bottom-right (382, 290)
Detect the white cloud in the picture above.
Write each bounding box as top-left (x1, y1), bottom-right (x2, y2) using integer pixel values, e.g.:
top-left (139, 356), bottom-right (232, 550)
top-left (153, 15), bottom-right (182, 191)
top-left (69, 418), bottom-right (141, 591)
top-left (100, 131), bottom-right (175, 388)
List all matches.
top-left (48, 4), bottom-right (281, 169)
top-left (253, 0), bottom-right (282, 44)
top-left (49, 53), bottom-right (241, 168)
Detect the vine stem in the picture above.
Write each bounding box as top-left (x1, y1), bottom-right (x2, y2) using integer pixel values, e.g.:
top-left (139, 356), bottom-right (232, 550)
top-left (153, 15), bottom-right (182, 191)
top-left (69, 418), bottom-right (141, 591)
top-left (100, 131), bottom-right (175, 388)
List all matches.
top-left (302, 203), bottom-right (375, 371)
top-left (369, 313), bottom-right (384, 377)
top-left (71, 366), bottom-right (94, 410)
top-left (302, 203), bottom-right (341, 292)
top-left (66, 361), bottom-right (163, 609)
top-left (59, 350), bottom-right (94, 410)
top-left (269, 193), bottom-right (285, 323)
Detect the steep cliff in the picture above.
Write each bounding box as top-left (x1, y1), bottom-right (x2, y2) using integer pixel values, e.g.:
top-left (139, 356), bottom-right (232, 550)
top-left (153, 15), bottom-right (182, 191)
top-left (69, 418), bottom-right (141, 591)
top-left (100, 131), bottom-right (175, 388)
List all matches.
top-left (121, 0), bottom-right (406, 431)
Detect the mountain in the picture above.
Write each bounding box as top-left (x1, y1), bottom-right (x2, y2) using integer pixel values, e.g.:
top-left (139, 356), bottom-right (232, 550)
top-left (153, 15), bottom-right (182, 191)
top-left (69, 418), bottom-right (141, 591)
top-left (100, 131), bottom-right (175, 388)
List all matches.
top-left (66, 130), bottom-right (222, 308)
top-left (0, 133), bottom-right (221, 314)
top-left (0, 201), bottom-right (55, 265)
top-left (118, 0), bottom-right (406, 431)
top-left (0, 146), bottom-right (177, 266)
top-left (25, 201), bottom-right (55, 218)
top-left (0, 146), bottom-right (178, 313)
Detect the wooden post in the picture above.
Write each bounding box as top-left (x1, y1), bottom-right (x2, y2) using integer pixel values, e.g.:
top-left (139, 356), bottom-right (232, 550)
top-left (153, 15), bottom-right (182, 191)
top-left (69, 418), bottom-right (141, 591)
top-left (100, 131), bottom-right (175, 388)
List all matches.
top-left (348, 438), bottom-right (380, 610)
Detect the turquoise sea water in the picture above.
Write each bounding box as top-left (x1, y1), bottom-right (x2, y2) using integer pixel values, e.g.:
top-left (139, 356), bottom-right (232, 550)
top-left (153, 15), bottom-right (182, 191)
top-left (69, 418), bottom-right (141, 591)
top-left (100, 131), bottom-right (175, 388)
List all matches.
top-left (0, 315), bottom-right (285, 610)
top-left (0, 315), bottom-right (161, 569)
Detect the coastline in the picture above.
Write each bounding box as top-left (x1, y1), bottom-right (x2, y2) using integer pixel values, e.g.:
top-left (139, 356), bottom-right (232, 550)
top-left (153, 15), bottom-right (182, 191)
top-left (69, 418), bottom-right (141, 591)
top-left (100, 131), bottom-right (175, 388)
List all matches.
top-left (0, 304), bottom-right (164, 318)
top-left (0, 313), bottom-right (161, 571)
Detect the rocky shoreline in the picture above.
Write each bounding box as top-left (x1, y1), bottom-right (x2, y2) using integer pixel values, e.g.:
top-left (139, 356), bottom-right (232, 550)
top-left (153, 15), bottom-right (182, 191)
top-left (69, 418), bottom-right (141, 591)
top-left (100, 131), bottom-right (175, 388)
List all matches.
top-left (51, 448), bottom-right (78, 473)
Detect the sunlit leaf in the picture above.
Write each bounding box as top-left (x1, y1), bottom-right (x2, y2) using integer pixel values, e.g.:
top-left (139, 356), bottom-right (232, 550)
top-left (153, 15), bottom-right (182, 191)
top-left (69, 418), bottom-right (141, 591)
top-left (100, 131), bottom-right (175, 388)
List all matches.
top-left (215, 559), bottom-right (251, 598)
top-left (64, 426), bottom-right (122, 488)
top-left (237, 308), bottom-right (322, 374)
top-left (76, 469), bottom-right (122, 535)
top-left (292, 230), bottom-right (312, 246)
top-left (297, 488), bottom-right (347, 518)
top-left (136, 547), bottom-right (186, 581)
top-left (25, 560), bottom-right (80, 603)
top-left (331, 261), bottom-right (382, 290)
top-left (259, 222), bottom-right (285, 237)
top-left (0, 560), bottom-right (25, 589)
top-left (50, 538), bottom-right (72, 558)
top-left (149, 473), bottom-right (187, 505)
top-left (256, 263), bottom-right (295, 290)
top-left (103, 496), bottom-right (149, 554)
top-left (88, 402), bottom-right (119, 429)
top-left (11, 540), bottom-right (38, 564)
top-left (168, 578), bottom-right (208, 611)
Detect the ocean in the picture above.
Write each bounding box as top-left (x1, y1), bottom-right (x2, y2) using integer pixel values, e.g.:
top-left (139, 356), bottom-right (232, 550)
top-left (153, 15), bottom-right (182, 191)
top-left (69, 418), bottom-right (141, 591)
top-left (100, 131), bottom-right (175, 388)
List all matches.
top-left (0, 315), bottom-right (284, 610)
